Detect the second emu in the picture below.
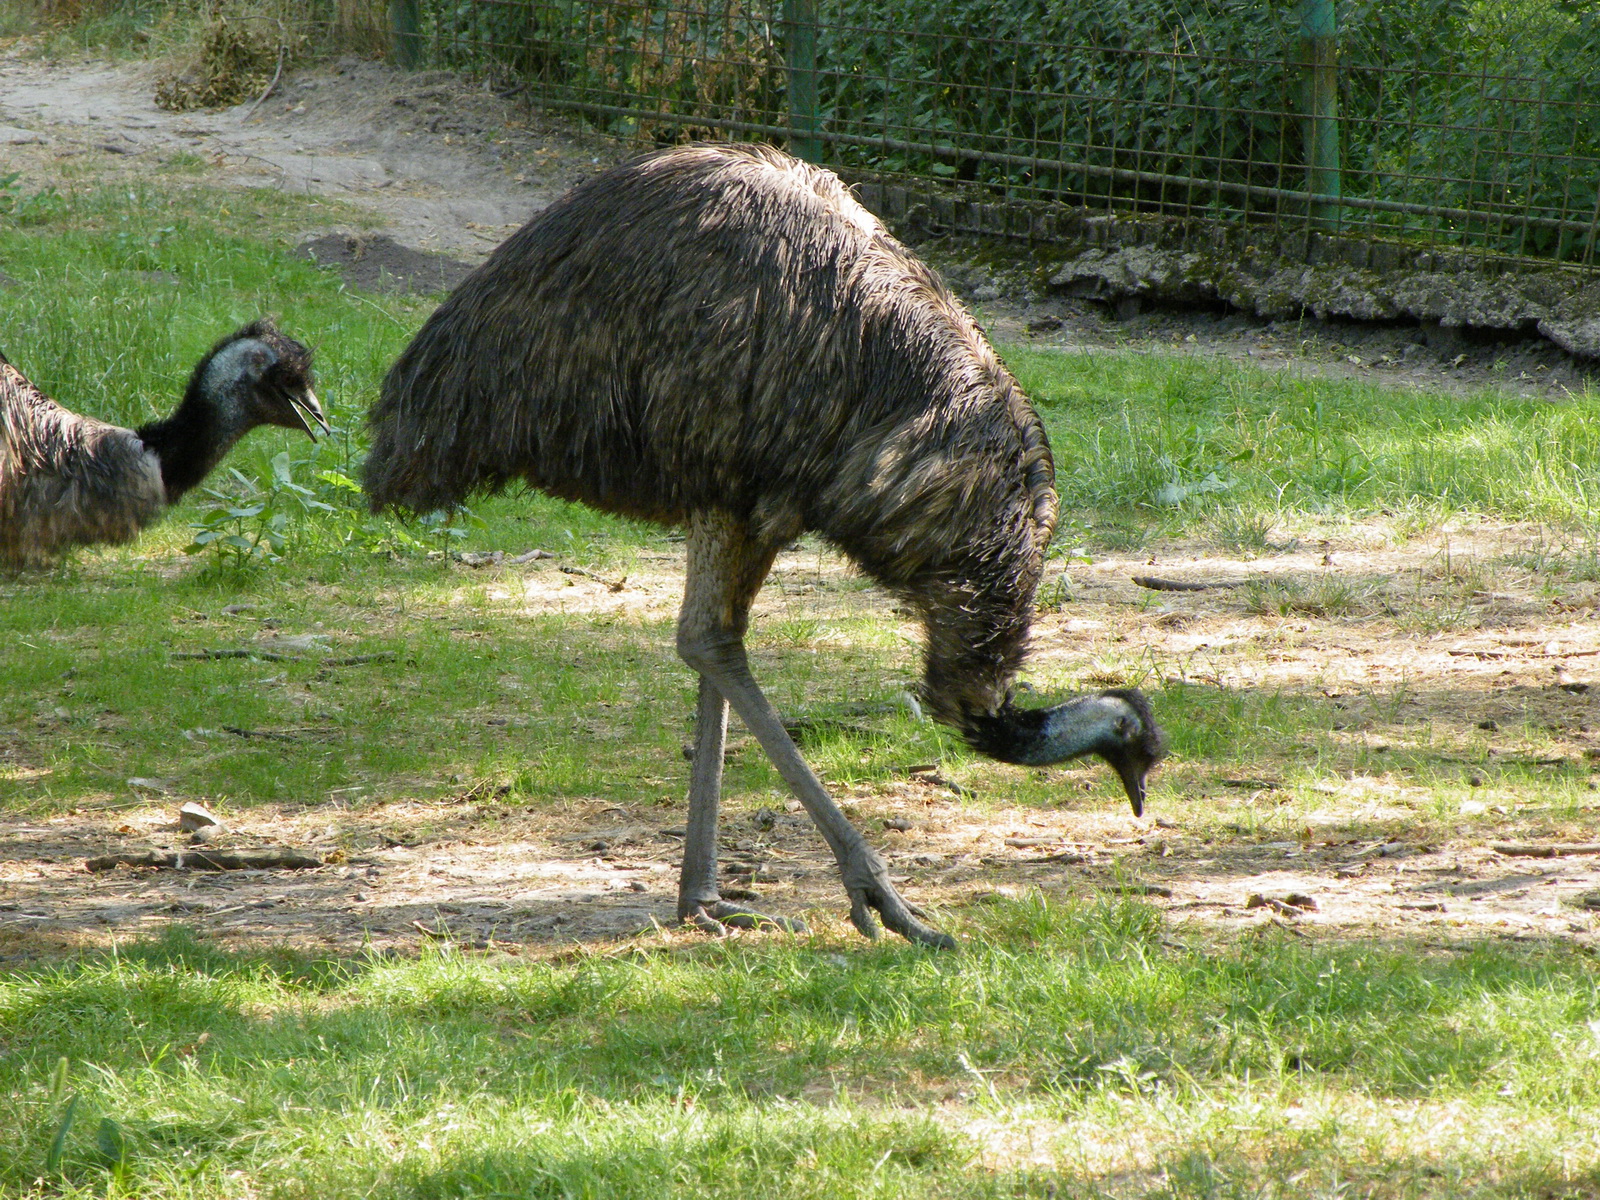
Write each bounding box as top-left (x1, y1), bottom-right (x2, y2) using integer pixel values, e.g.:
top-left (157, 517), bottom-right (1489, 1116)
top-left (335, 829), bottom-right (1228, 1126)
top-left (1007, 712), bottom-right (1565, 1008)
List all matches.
top-left (366, 144), bottom-right (1166, 948)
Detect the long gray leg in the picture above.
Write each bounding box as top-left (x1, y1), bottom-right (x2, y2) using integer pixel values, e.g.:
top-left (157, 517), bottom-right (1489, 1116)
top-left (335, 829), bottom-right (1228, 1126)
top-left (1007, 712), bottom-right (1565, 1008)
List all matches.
top-left (676, 524), bottom-right (804, 936)
top-left (678, 675), bottom-right (804, 934)
top-left (675, 511), bottom-right (953, 949)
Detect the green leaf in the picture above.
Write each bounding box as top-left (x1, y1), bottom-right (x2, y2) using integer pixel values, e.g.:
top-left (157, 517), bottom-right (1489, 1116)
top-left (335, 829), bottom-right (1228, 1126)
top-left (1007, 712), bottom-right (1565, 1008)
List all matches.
top-left (45, 1094), bottom-right (78, 1174)
top-left (316, 470), bottom-right (363, 493)
top-left (95, 1116), bottom-right (126, 1165)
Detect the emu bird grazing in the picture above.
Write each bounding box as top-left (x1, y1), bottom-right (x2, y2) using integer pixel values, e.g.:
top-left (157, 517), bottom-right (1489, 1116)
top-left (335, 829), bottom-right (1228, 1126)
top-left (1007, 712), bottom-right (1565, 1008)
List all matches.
top-left (0, 320), bottom-right (326, 568)
top-left (366, 143), bottom-right (1166, 948)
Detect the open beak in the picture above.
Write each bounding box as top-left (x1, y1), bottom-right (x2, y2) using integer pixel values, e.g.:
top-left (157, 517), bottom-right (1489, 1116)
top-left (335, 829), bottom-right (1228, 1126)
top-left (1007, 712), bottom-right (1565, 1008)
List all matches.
top-left (290, 389), bottom-right (331, 439)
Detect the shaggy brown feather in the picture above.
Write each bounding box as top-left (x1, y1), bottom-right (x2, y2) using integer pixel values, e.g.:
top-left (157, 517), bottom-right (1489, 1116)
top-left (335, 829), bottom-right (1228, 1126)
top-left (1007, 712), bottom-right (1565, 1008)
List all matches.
top-left (367, 143), bottom-right (1058, 728)
top-left (0, 321), bottom-right (322, 569)
top-left (0, 355), bottom-right (164, 568)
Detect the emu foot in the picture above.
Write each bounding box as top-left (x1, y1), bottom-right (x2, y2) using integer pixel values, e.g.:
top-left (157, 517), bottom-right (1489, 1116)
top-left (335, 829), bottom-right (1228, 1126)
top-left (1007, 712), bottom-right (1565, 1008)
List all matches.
top-left (680, 899), bottom-right (807, 937)
top-left (841, 850), bottom-right (956, 950)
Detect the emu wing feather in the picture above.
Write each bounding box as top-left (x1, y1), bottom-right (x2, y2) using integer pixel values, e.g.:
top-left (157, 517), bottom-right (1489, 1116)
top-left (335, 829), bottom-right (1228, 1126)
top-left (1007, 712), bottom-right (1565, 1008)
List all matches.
top-left (0, 361), bottom-right (162, 567)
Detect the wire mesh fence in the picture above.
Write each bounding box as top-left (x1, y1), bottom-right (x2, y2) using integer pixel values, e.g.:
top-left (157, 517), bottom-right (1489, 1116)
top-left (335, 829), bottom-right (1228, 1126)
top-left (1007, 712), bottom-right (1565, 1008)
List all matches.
top-left (399, 0), bottom-right (1600, 270)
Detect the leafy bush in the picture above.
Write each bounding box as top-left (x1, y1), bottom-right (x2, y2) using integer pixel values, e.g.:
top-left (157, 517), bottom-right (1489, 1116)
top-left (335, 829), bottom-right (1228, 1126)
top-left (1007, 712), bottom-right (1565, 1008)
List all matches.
top-left (414, 0), bottom-right (1600, 261)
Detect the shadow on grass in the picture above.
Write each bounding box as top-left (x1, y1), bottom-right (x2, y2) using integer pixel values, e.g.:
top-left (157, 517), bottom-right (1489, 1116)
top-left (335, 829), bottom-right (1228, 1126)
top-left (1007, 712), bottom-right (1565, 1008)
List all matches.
top-left (4, 896), bottom-right (1599, 1196)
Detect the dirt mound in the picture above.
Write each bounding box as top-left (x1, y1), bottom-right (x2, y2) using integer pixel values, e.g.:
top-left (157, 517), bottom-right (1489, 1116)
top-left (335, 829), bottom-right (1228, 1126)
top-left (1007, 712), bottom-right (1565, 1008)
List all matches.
top-left (299, 232), bottom-right (474, 295)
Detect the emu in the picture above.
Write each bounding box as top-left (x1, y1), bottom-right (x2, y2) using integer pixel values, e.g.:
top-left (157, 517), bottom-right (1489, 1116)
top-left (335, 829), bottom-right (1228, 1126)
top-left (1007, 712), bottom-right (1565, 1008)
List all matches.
top-left (0, 320), bottom-right (326, 568)
top-left (366, 144), bottom-right (1166, 948)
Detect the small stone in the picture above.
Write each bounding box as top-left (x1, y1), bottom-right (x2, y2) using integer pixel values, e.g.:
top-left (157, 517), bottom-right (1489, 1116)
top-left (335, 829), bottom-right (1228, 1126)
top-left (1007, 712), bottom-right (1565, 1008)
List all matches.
top-left (177, 801), bottom-right (223, 831)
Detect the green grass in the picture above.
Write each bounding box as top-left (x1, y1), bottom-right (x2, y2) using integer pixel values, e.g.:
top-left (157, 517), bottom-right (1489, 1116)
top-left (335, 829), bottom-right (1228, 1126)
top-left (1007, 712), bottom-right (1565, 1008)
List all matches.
top-left (7, 130), bottom-right (1600, 1199)
top-left (1006, 346), bottom-right (1600, 531)
top-left (3, 901), bottom-right (1599, 1198)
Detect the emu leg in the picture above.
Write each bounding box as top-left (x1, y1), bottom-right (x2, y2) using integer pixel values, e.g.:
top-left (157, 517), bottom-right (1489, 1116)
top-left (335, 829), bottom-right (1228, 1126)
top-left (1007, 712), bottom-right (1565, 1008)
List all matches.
top-left (676, 512), bottom-right (954, 950)
top-left (679, 674), bottom-right (805, 935)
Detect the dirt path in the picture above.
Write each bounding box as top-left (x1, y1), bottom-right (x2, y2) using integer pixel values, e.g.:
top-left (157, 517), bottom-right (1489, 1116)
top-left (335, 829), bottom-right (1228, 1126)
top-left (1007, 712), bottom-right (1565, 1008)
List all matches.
top-left (0, 48), bottom-right (614, 270)
top-left (2, 50), bottom-right (1599, 960)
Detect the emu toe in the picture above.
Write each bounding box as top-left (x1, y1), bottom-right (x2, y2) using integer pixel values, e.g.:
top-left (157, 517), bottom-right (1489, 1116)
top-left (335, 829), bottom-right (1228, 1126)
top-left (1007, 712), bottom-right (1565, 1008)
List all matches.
top-left (682, 900), bottom-right (807, 937)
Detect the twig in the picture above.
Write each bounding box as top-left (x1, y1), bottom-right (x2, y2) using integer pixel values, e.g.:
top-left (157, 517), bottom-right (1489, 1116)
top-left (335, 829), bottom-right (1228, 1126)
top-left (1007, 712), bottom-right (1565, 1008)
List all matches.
top-left (222, 726), bottom-right (325, 742)
top-left (1492, 843), bottom-right (1600, 858)
top-left (1132, 574), bottom-right (1251, 592)
top-left (172, 648), bottom-right (391, 667)
top-left (559, 565), bottom-right (627, 591)
top-left (1105, 883), bottom-right (1174, 898)
top-left (85, 849), bottom-right (323, 872)
top-left (242, 30), bottom-right (287, 122)
top-left (907, 767), bottom-right (974, 798)
top-left (173, 648), bottom-right (302, 661)
top-left (339, 287), bottom-right (412, 330)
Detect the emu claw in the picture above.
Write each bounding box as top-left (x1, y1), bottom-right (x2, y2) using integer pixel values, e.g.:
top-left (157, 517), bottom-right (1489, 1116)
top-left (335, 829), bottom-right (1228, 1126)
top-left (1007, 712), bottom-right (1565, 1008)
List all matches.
top-left (847, 884), bottom-right (956, 951)
top-left (682, 900), bottom-right (806, 937)
top-left (841, 847), bottom-right (956, 949)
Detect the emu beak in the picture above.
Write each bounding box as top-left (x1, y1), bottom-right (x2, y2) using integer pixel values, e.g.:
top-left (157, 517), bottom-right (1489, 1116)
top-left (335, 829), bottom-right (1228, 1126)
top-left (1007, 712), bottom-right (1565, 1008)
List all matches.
top-left (1116, 758), bottom-right (1148, 818)
top-left (290, 389), bottom-right (330, 439)
top-left (1102, 744), bottom-right (1159, 818)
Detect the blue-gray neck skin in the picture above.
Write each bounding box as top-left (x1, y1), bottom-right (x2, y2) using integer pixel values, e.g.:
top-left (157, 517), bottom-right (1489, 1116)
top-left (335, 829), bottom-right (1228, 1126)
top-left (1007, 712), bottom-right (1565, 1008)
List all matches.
top-left (962, 688), bottom-right (1167, 816)
top-left (135, 394), bottom-right (250, 504)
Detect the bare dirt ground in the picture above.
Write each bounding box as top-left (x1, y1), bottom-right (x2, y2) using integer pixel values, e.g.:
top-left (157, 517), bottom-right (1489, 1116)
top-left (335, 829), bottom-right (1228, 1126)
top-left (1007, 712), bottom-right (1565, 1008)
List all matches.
top-left (2, 49), bottom-right (1599, 960)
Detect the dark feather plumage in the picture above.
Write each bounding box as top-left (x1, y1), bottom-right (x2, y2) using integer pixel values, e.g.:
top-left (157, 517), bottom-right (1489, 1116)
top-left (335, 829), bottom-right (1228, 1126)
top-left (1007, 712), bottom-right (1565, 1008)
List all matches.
top-left (0, 319), bottom-right (324, 569)
top-left (369, 144), bottom-right (1060, 723)
top-left (366, 144), bottom-right (1164, 943)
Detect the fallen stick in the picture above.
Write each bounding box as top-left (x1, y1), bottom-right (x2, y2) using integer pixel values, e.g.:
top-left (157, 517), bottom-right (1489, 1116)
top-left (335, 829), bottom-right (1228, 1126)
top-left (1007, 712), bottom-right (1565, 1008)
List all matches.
top-left (1491, 843), bottom-right (1600, 858)
top-left (782, 717), bottom-right (880, 742)
top-left (241, 19), bottom-right (288, 122)
top-left (1132, 575), bottom-right (1251, 592)
top-left (910, 771), bottom-right (974, 799)
top-left (85, 849), bottom-right (323, 872)
top-left (559, 565), bottom-right (627, 591)
top-left (172, 649), bottom-right (393, 667)
top-left (223, 725), bottom-right (304, 742)
top-left (173, 648), bottom-right (301, 662)
top-left (1105, 883), bottom-right (1174, 898)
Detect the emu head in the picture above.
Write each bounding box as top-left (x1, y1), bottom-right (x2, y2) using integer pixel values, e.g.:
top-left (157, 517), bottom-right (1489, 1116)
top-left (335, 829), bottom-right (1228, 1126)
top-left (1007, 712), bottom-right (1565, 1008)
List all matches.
top-left (965, 687), bottom-right (1168, 816)
top-left (195, 319), bottom-right (327, 440)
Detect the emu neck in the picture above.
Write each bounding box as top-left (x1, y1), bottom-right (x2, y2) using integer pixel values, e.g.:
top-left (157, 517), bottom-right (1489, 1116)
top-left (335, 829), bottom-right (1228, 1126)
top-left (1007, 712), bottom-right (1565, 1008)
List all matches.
top-left (135, 387), bottom-right (247, 503)
top-left (917, 580), bottom-right (1037, 733)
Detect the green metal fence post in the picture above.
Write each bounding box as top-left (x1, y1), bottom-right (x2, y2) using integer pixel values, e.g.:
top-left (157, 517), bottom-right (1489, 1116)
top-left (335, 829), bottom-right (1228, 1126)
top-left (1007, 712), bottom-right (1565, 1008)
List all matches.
top-left (784, 0), bottom-right (821, 162)
top-left (1296, 0), bottom-right (1342, 229)
top-left (391, 0), bottom-right (423, 69)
